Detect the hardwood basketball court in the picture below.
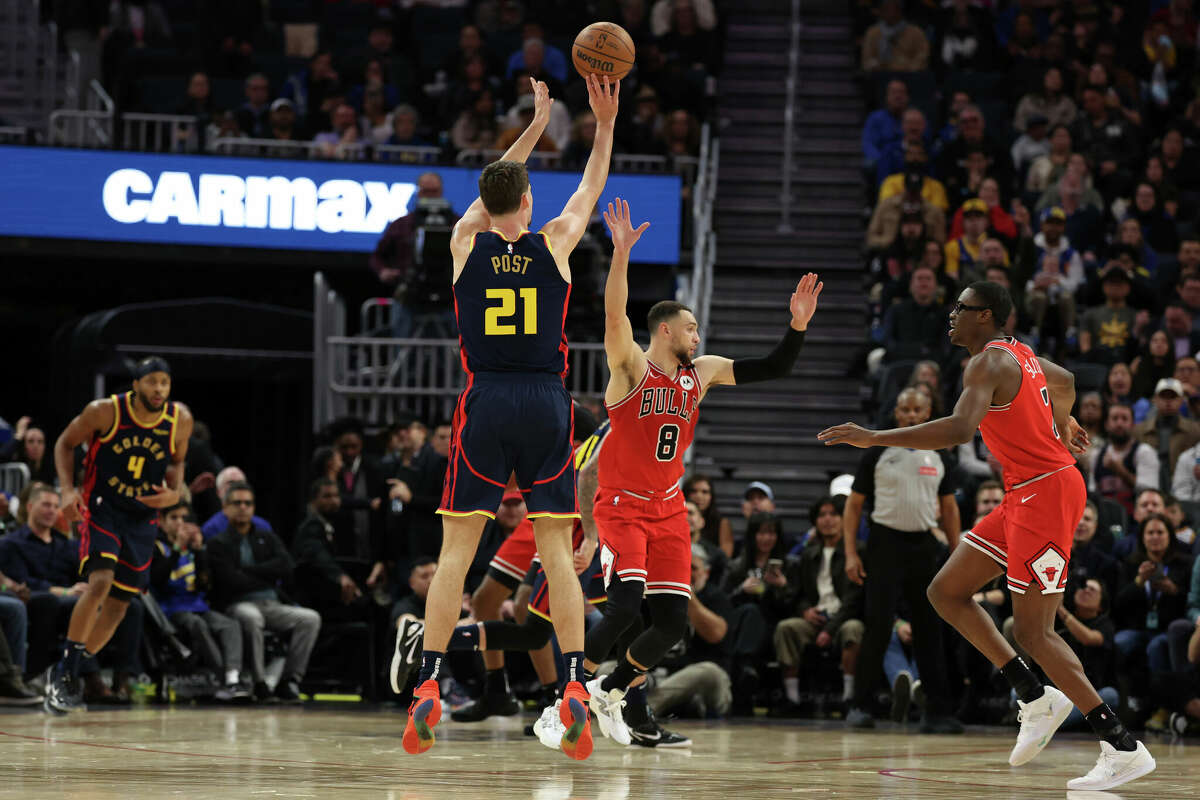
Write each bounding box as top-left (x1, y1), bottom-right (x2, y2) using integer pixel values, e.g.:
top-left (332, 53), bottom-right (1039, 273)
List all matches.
top-left (2, 707), bottom-right (1195, 798)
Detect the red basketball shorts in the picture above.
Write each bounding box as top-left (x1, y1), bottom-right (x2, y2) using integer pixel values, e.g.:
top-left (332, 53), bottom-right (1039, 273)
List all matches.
top-left (487, 520), bottom-right (538, 590)
top-left (961, 465), bottom-right (1086, 596)
top-left (593, 487), bottom-right (692, 598)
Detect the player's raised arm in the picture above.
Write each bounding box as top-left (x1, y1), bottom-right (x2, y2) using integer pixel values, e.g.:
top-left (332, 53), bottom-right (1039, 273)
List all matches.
top-left (602, 199), bottom-right (650, 392)
top-left (542, 74), bottom-right (618, 255)
top-left (451, 78), bottom-right (555, 254)
top-left (694, 274), bottom-right (821, 392)
top-left (818, 350), bottom-right (1003, 450)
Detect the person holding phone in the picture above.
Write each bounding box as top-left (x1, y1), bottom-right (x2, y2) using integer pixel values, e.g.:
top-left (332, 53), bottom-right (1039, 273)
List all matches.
top-left (723, 513), bottom-right (791, 614)
top-left (1114, 513), bottom-right (1193, 686)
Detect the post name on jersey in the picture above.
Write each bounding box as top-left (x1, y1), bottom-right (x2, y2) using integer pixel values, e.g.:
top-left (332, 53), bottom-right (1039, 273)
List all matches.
top-left (110, 435), bottom-right (168, 462)
top-left (636, 387), bottom-right (696, 421)
top-left (1023, 355), bottom-right (1044, 379)
top-left (491, 254), bottom-right (533, 275)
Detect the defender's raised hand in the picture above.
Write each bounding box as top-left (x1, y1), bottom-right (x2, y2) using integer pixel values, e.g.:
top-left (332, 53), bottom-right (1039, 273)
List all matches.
top-left (586, 73), bottom-right (619, 125)
top-left (603, 198), bottom-right (650, 253)
top-left (530, 77), bottom-right (553, 126)
top-left (789, 272), bottom-right (823, 330)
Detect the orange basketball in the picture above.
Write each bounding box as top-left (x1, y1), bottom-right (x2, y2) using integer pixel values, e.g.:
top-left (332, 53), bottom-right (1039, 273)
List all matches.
top-left (572, 22), bottom-right (635, 80)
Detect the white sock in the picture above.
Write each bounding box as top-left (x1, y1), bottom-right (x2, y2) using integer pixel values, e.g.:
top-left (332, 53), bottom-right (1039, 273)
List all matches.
top-left (843, 673), bottom-right (854, 701)
top-left (784, 676), bottom-right (800, 704)
top-left (225, 669), bottom-right (239, 686)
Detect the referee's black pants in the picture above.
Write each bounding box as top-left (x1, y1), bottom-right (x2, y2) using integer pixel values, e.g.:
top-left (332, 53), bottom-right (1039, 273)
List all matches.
top-left (852, 522), bottom-right (950, 716)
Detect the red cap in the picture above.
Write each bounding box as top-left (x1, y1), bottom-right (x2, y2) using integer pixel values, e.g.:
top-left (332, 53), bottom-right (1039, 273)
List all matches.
top-left (501, 489), bottom-right (524, 504)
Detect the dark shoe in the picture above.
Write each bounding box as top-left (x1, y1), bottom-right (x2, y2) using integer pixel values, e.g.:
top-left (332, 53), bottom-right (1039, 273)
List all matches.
top-left (0, 671), bottom-right (42, 706)
top-left (106, 672), bottom-right (133, 705)
top-left (767, 700), bottom-right (806, 719)
top-left (390, 619), bottom-right (424, 695)
top-left (628, 704), bottom-right (691, 748)
top-left (919, 714), bottom-right (965, 734)
top-left (43, 666), bottom-right (86, 714)
top-left (214, 681), bottom-right (252, 703)
top-left (846, 707), bottom-right (875, 729)
top-left (253, 681), bottom-right (275, 703)
top-left (274, 680), bottom-right (303, 704)
top-left (450, 691), bottom-right (521, 722)
top-left (890, 671), bottom-right (912, 723)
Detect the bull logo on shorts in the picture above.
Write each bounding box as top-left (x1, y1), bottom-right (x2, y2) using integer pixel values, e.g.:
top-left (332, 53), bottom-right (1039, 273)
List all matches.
top-left (679, 375), bottom-right (695, 391)
top-left (1026, 545), bottom-right (1069, 594)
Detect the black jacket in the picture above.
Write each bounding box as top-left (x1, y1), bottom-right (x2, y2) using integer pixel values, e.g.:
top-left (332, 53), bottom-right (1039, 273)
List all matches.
top-left (786, 538), bottom-right (865, 638)
top-left (1114, 553), bottom-right (1194, 634)
top-left (206, 523), bottom-right (295, 610)
top-left (291, 511), bottom-right (343, 607)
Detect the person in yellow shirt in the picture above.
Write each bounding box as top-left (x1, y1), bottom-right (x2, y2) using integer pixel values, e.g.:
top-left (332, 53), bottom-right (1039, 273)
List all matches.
top-left (943, 198), bottom-right (990, 284)
top-left (879, 148), bottom-right (949, 212)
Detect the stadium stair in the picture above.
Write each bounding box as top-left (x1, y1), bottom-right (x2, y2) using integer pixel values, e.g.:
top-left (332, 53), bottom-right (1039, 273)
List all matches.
top-left (692, 0), bottom-right (866, 538)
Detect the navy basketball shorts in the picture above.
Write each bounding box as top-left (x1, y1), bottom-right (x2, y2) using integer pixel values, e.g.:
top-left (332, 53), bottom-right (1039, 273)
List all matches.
top-left (439, 372), bottom-right (579, 520)
top-left (80, 495), bottom-right (157, 599)
top-left (526, 551), bottom-right (607, 623)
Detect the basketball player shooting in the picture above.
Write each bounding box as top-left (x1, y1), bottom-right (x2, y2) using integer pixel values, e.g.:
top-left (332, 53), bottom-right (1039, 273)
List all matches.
top-left (818, 281), bottom-right (1155, 792)
top-left (402, 74), bottom-right (619, 761)
top-left (582, 198), bottom-right (822, 745)
top-left (46, 357), bottom-right (192, 714)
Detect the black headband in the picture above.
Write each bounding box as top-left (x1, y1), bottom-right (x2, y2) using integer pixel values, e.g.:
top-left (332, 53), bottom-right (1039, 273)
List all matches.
top-left (134, 357), bottom-right (172, 379)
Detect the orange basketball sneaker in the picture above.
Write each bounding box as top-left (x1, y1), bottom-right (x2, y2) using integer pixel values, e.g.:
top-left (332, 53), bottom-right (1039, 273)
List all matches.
top-left (559, 681), bottom-right (594, 760)
top-left (402, 679), bottom-right (442, 754)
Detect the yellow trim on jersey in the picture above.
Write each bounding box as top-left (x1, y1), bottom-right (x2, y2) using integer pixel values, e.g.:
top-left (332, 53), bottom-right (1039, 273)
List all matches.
top-left (167, 403), bottom-right (180, 455)
top-left (588, 597), bottom-right (607, 605)
top-left (469, 231), bottom-right (479, 252)
top-left (98, 395), bottom-right (122, 443)
top-left (125, 391), bottom-right (168, 429)
top-left (112, 579), bottom-right (140, 594)
top-left (539, 231), bottom-right (555, 256)
top-left (526, 512), bottom-right (582, 520)
top-left (527, 606), bottom-right (553, 623)
top-left (78, 555), bottom-right (87, 575)
top-left (436, 509), bottom-right (498, 520)
top-left (101, 552), bottom-right (118, 561)
top-left (488, 227), bottom-right (530, 243)
top-left (574, 434), bottom-right (600, 470)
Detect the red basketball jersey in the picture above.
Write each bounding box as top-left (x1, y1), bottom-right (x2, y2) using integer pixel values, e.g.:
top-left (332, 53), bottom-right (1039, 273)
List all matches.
top-left (978, 338), bottom-right (1075, 489)
top-left (599, 360), bottom-right (702, 495)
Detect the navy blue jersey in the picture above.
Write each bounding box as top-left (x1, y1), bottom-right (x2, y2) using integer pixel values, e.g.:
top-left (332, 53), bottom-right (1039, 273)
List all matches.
top-left (82, 392), bottom-right (179, 516)
top-left (454, 229), bottom-right (570, 376)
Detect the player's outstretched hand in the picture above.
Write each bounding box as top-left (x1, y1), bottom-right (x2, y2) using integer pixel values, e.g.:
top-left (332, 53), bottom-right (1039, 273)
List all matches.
top-left (137, 483), bottom-right (181, 509)
top-left (60, 487), bottom-right (84, 522)
top-left (603, 198), bottom-right (649, 253)
top-left (586, 73), bottom-right (619, 125)
top-left (789, 272), bottom-right (823, 330)
top-left (1065, 415), bottom-right (1090, 455)
top-left (817, 422), bottom-right (876, 448)
top-left (530, 77), bottom-right (553, 126)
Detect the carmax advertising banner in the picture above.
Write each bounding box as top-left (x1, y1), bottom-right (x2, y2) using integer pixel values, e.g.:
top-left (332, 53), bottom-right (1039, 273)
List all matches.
top-left (0, 146), bottom-right (682, 263)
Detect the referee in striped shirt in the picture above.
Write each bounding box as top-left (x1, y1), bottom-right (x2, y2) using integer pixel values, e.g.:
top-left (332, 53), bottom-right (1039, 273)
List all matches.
top-left (842, 387), bottom-right (964, 732)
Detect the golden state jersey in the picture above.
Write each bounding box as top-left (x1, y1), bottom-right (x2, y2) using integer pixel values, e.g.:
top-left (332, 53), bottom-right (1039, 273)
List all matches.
top-left (82, 392), bottom-right (179, 516)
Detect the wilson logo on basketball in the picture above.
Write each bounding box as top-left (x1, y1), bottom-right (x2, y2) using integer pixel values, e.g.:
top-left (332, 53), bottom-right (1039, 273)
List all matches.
top-left (575, 48), bottom-right (615, 73)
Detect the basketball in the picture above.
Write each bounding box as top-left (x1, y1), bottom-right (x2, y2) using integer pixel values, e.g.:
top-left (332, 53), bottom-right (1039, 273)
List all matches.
top-left (572, 22), bottom-right (635, 80)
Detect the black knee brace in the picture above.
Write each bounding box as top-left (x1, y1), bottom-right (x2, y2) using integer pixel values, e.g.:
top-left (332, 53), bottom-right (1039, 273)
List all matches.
top-left (483, 616), bottom-right (553, 652)
top-left (584, 577), bottom-right (644, 664)
top-left (627, 593), bottom-right (689, 668)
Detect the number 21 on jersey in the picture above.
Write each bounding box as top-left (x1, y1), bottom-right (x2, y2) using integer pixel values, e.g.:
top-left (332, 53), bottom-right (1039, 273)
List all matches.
top-left (485, 288), bottom-right (537, 335)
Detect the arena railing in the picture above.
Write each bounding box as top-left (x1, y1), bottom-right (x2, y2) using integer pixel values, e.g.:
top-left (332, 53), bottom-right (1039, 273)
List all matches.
top-left (777, 0), bottom-right (802, 233)
top-left (122, 113), bottom-right (201, 153)
top-left (48, 78), bottom-right (113, 148)
top-left (211, 137), bottom-right (442, 163)
top-left (689, 123), bottom-right (719, 356)
top-left (0, 125), bottom-right (27, 143)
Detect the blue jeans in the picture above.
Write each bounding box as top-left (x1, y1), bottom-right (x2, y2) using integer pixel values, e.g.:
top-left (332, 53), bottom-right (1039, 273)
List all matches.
top-left (882, 629), bottom-right (920, 686)
top-left (0, 594), bottom-right (27, 670)
top-left (1063, 686), bottom-right (1120, 728)
top-left (1115, 628), bottom-right (1171, 674)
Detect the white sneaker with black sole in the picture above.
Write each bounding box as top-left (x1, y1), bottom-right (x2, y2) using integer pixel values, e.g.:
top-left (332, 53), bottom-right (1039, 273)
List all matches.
top-left (1066, 741), bottom-right (1156, 791)
top-left (390, 619), bottom-right (424, 695)
top-left (628, 705), bottom-right (691, 748)
top-left (586, 676), bottom-right (631, 745)
top-left (533, 700), bottom-right (566, 750)
top-left (1010, 686), bottom-right (1073, 766)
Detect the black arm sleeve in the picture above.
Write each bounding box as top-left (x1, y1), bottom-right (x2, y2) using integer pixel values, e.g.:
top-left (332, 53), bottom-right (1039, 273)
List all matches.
top-left (731, 327), bottom-right (805, 384)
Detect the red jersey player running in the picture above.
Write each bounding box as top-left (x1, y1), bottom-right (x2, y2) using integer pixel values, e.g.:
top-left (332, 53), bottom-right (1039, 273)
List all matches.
top-left (819, 281), bottom-right (1155, 792)
top-left (583, 199), bottom-right (823, 744)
